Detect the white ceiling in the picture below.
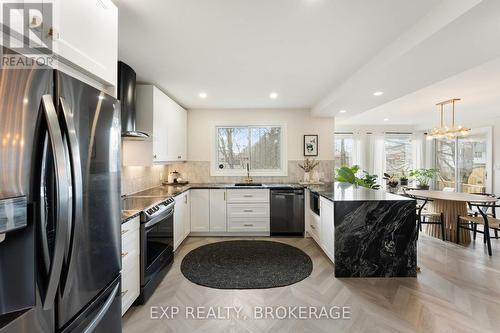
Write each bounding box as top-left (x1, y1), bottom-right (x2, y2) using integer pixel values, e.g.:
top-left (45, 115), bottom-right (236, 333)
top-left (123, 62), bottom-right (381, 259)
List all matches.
top-left (337, 58), bottom-right (500, 129)
top-left (316, 0), bottom-right (500, 126)
top-left (115, 0), bottom-right (439, 109)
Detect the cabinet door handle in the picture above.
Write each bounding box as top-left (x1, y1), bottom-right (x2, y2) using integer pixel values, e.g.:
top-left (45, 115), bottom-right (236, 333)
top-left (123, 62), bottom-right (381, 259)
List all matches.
top-left (121, 229), bottom-right (129, 235)
top-left (121, 290), bottom-right (128, 297)
top-left (243, 209), bottom-right (253, 212)
top-left (243, 195), bottom-right (253, 198)
top-left (243, 224), bottom-right (254, 227)
top-left (224, 192), bottom-right (226, 201)
top-left (184, 195), bottom-right (188, 204)
top-left (121, 252), bottom-right (128, 258)
top-left (48, 27), bottom-right (59, 40)
top-left (153, 154), bottom-right (157, 159)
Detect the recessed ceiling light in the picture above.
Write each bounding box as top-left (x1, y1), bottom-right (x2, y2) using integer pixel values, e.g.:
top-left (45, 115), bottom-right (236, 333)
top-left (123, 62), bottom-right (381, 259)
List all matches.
top-left (373, 91), bottom-right (384, 96)
top-left (339, 110), bottom-right (347, 114)
top-left (269, 92), bottom-right (278, 99)
top-left (199, 92), bottom-right (207, 99)
top-left (383, 118), bottom-right (389, 122)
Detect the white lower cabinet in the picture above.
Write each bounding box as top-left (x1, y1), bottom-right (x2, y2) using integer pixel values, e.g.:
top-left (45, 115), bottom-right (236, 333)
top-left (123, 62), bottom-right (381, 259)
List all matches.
top-left (121, 216), bottom-right (140, 316)
top-left (190, 189), bottom-right (210, 232)
top-left (188, 188), bottom-right (270, 235)
top-left (183, 191), bottom-right (191, 238)
top-left (319, 197), bottom-right (335, 263)
top-left (227, 189), bottom-right (270, 233)
top-left (209, 189), bottom-right (227, 232)
top-left (174, 191), bottom-right (190, 250)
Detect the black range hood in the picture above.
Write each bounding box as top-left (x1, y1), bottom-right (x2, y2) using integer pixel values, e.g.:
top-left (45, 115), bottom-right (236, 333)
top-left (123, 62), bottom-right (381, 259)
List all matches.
top-left (118, 61), bottom-right (150, 139)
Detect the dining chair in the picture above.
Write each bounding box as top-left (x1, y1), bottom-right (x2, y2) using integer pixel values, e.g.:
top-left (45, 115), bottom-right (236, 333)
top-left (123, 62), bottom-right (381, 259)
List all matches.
top-left (407, 194), bottom-right (446, 241)
top-left (457, 202), bottom-right (500, 256)
top-left (467, 193), bottom-right (498, 239)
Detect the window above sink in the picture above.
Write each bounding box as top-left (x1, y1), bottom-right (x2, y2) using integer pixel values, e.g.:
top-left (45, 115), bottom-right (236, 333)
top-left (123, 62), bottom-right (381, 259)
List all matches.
top-left (211, 122), bottom-right (287, 177)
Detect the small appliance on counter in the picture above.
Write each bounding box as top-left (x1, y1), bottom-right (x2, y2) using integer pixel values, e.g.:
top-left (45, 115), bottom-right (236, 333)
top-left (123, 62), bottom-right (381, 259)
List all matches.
top-left (164, 171), bottom-right (188, 185)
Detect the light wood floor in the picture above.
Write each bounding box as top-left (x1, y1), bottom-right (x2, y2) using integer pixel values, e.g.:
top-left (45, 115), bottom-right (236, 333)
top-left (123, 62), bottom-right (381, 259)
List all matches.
top-left (122, 234), bottom-right (500, 333)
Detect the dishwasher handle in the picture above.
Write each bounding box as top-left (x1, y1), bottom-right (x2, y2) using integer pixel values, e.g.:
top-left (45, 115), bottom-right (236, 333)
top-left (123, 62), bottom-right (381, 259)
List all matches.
top-left (272, 191), bottom-right (304, 196)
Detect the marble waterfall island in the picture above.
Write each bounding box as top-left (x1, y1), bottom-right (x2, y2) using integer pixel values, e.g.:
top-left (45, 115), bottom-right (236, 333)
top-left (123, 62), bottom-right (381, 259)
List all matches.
top-left (312, 183), bottom-right (417, 278)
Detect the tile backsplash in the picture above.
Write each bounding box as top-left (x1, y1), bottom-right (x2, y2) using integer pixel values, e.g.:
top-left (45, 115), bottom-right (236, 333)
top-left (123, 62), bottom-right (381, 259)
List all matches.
top-left (121, 165), bottom-right (168, 196)
top-left (166, 160), bottom-right (334, 184)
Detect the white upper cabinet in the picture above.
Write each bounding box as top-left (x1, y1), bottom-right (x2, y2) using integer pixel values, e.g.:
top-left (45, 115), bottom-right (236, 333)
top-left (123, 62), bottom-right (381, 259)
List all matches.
top-left (0, 0), bottom-right (118, 89)
top-left (51, 0), bottom-right (118, 86)
top-left (123, 84), bottom-right (187, 166)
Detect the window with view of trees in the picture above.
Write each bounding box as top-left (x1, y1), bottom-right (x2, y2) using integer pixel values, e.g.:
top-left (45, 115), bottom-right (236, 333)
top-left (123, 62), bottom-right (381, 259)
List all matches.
top-left (334, 133), bottom-right (354, 168)
top-left (214, 125), bottom-right (285, 175)
top-left (384, 133), bottom-right (413, 175)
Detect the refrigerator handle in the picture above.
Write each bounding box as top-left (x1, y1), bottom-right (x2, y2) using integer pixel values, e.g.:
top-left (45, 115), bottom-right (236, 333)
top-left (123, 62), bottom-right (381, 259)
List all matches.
top-left (82, 282), bottom-right (120, 333)
top-left (58, 97), bottom-right (83, 293)
top-left (40, 95), bottom-right (70, 310)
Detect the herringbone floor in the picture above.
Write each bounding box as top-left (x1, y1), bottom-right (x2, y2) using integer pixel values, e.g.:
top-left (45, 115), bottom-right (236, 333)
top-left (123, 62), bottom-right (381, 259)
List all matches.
top-left (122, 234), bottom-right (500, 333)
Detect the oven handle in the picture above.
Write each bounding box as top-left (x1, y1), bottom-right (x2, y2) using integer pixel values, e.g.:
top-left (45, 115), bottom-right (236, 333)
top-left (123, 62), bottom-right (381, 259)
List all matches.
top-left (143, 206), bottom-right (174, 229)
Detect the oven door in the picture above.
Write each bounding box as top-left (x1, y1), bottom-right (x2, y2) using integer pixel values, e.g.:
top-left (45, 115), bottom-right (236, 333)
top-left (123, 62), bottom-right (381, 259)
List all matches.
top-left (140, 208), bottom-right (174, 285)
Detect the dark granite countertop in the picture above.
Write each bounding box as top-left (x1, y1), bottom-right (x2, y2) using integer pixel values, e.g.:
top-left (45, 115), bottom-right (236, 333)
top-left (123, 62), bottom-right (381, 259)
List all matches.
top-left (308, 182), bottom-right (412, 202)
top-left (121, 183), bottom-right (305, 223)
top-left (121, 210), bottom-right (141, 223)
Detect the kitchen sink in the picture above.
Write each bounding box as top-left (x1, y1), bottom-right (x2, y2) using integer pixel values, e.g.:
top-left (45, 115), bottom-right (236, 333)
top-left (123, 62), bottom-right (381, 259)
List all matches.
top-left (233, 183), bottom-right (263, 186)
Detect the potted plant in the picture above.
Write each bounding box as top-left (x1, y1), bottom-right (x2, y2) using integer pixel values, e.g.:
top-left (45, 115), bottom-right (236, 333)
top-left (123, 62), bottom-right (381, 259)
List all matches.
top-left (399, 170), bottom-right (409, 186)
top-left (335, 165), bottom-right (381, 190)
top-left (298, 158), bottom-right (320, 182)
top-left (409, 168), bottom-right (439, 190)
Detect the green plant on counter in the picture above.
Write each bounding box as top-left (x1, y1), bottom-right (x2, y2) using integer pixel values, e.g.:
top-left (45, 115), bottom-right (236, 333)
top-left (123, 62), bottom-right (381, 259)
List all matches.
top-left (335, 165), bottom-right (381, 190)
top-left (409, 168), bottom-right (439, 187)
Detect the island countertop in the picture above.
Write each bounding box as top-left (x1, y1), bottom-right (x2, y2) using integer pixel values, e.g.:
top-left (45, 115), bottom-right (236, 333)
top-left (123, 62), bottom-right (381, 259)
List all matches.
top-left (308, 182), bottom-right (412, 202)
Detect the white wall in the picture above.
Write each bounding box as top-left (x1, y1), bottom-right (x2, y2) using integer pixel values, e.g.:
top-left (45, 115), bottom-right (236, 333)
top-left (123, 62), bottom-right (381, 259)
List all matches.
top-left (187, 109), bottom-right (335, 161)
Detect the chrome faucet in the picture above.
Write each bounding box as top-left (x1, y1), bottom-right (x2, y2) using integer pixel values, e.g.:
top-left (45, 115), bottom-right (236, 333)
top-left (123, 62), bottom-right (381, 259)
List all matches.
top-left (245, 163), bottom-right (253, 183)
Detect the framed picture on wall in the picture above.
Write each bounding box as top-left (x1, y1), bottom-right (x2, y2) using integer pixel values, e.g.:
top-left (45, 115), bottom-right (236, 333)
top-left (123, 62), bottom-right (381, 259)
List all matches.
top-left (304, 135), bottom-right (318, 156)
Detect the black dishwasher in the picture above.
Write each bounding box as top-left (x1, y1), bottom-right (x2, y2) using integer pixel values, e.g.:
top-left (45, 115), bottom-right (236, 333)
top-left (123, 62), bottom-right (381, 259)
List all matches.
top-left (270, 189), bottom-right (305, 236)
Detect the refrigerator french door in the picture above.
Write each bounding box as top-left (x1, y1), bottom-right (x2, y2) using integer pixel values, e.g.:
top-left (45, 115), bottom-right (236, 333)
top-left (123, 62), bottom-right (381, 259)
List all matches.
top-left (0, 49), bottom-right (122, 333)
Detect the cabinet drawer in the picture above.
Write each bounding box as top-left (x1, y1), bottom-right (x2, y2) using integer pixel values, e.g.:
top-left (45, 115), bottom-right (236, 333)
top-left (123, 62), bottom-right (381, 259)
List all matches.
top-left (227, 217), bottom-right (270, 232)
top-left (227, 203), bottom-right (269, 219)
top-left (121, 217), bottom-right (140, 236)
top-left (121, 261), bottom-right (140, 316)
top-left (121, 245), bottom-right (139, 271)
top-left (308, 212), bottom-right (320, 239)
top-left (227, 189), bottom-right (269, 203)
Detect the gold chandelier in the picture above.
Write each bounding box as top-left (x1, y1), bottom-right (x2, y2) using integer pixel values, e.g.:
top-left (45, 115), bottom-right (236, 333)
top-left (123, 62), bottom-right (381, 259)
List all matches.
top-left (427, 98), bottom-right (470, 139)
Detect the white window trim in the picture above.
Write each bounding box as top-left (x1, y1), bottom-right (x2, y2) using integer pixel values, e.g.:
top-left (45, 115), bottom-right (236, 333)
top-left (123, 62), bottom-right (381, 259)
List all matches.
top-left (210, 121), bottom-right (288, 177)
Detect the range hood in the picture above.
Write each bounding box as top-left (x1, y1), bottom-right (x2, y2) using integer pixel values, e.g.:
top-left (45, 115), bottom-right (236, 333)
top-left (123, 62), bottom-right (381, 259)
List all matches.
top-left (118, 61), bottom-right (150, 139)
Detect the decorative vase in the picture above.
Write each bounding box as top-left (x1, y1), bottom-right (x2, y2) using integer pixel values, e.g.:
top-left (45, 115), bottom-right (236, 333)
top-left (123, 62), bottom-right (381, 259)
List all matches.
top-left (303, 172), bottom-right (310, 182)
top-left (312, 171), bottom-right (320, 182)
top-left (416, 184), bottom-right (429, 190)
top-left (400, 179), bottom-right (408, 186)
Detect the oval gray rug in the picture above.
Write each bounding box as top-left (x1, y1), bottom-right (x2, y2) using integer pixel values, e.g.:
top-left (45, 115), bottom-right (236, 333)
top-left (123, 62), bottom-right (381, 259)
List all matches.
top-left (181, 240), bottom-right (313, 289)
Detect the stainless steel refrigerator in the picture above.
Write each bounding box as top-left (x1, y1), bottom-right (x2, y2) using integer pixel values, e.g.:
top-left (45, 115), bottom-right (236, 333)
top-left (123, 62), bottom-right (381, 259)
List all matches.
top-left (0, 48), bottom-right (122, 332)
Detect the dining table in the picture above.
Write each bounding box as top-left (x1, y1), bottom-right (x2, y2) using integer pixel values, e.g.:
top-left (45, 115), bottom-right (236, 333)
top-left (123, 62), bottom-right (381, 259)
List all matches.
top-left (406, 190), bottom-right (498, 245)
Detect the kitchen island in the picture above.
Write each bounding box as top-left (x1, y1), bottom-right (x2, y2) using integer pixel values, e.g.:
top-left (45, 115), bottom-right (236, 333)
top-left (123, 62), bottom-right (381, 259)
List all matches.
top-left (308, 183), bottom-right (417, 278)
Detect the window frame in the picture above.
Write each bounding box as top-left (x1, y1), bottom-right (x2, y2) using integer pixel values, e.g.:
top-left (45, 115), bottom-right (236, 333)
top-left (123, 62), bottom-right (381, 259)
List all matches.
top-left (334, 132), bottom-right (355, 168)
top-left (384, 132), bottom-right (413, 175)
top-left (210, 122), bottom-right (288, 177)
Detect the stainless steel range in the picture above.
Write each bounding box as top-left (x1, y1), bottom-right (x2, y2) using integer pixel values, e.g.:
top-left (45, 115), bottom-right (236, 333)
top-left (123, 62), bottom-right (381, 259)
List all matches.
top-left (122, 196), bottom-right (175, 304)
